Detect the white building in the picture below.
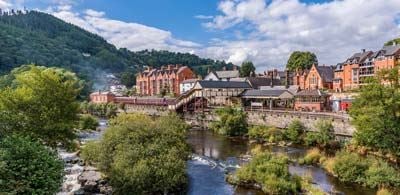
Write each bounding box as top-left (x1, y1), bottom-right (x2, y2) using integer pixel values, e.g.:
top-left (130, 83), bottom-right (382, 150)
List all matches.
top-left (110, 85), bottom-right (127, 96)
top-left (204, 70), bottom-right (240, 81)
top-left (179, 79), bottom-right (198, 94)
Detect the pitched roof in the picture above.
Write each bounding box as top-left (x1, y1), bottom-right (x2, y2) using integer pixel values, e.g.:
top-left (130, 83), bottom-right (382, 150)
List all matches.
top-left (196, 80), bottom-right (252, 89)
top-left (260, 85), bottom-right (299, 94)
top-left (181, 79), bottom-right (198, 84)
top-left (381, 45), bottom-right (400, 56)
top-left (316, 66), bottom-right (334, 82)
top-left (346, 51), bottom-right (373, 64)
top-left (214, 70), bottom-right (240, 79)
top-left (295, 89), bottom-right (329, 96)
top-left (246, 77), bottom-right (281, 88)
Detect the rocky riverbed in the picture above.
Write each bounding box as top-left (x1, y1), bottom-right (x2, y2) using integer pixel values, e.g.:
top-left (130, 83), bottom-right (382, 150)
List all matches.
top-left (57, 119), bottom-right (111, 195)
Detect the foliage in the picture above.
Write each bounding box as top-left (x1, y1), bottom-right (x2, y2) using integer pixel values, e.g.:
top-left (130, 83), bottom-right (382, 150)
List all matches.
top-left (286, 51), bottom-right (318, 71)
top-left (364, 159), bottom-right (400, 188)
top-left (211, 107), bottom-right (248, 136)
top-left (349, 68), bottom-right (400, 157)
top-left (119, 71), bottom-right (136, 88)
top-left (233, 152), bottom-right (301, 194)
top-left (385, 38), bottom-right (400, 46)
top-left (81, 113), bottom-right (190, 194)
top-left (302, 148), bottom-right (323, 165)
top-left (248, 125), bottom-right (283, 143)
top-left (239, 61), bottom-right (256, 77)
top-left (79, 114), bottom-right (99, 130)
top-left (376, 188), bottom-right (393, 195)
top-left (284, 119), bottom-right (305, 143)
top-left (0, 65), bottom-right (81, 147)
top-left (304, 120), bottom-right (334, 148)
top-left (332, 151), bottom-right (369, 184)
top-left (0, 135), bottom-right (63, 194)
top-left (81, 101), bottom-right (118, 118)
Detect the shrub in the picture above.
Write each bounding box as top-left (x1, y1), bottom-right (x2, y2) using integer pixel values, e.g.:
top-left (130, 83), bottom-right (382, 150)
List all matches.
top-left (285, 120), bottom-right (305, 143)
top-left (234, 152), bottom-right (301, 194)
top-left (79, 114), bottom-right (99, 130)
top-left (211, 107), bottom-right (248, 136)
top-left (364, 159), bottom-right (400, 188)
top-left (304, 120), bottom-right (334, 148)
top-left (81, 113), bottom-right (190, 194)
top-left (332, 151), bottom-right (369, 184)
top-left (248, 125), bottom-right (283, 143)
top-left (0, 135), bottom-right (63, 194)
top-left (376, 188), bottom-right (393, 195)
top-left (303, 148), bottom-right (322, 165)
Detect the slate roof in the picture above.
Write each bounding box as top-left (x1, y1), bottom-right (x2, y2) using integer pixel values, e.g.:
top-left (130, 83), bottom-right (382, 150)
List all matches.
top-left (346, 51), bottom-right (373, 64)
top-left (295, 89), bottom-right (329, 96)
top-left (246, 77), bottom-right (281, 88)
top-left (197, 80), bottom-right (252, 89)
top-left (260, 85), bottom-right (300, 94)
top-left (381, 45), bottom-right (400, 56)
top-left (316, 66), bottom-right (334, 82)
top-left (181, 79), bottom-right (198, 84)
top-left (242, 89), bottom-right (288, 97)
top-left (214, 70), bottom-right (240, 79)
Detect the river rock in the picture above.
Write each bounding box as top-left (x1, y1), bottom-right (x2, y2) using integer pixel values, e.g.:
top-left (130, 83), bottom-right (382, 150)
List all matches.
top-left (78, 170), bottom-right (101, 183)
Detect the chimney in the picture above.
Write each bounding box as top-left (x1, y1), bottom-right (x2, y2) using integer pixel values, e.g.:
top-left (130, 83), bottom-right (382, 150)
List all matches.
top-left (270, 72), bottom-right (274, 87)
top-left (161, 65), bottom-right (165, 71)
top-left (285, 69), bottom-right (290, 89)
top-left (175, 64), bottom-right (181, 69)
top-left (167, 65), bottom-right (174, 70)
top-left (362, 49), bottom-right (366, 53)
top-left (222, 66), bottom-right (227, 71)
top-left (207, 67), bottom-right (211, 74)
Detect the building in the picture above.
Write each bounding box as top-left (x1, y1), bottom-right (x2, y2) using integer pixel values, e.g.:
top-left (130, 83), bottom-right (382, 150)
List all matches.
top-left (294, 89), bottom-right (331, 112)
top-left (90, 91), bottom-right (115, 104)
top-left (179, 79), bottom-right (198, 94)
top-left (110, 85), bottom-right (127, 96)
top-left (259, 69), bottom-right (293, 85)
top-left (136, 65), bottom-right (195, 96)
top-left (204, 67), bottom-right (240, 81)
top-left (333, 45), bottom-right (400, 92)
top-left (242, 86), bottom-right (298, 110)
top-left (293, 64), bottom-right (334, 90)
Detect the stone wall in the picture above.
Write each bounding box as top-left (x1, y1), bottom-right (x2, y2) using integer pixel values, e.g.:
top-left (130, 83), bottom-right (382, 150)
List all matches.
top-left (125, 104), bottom-right (170, 116)
top-left (184, 110), bottom-right (355, 137)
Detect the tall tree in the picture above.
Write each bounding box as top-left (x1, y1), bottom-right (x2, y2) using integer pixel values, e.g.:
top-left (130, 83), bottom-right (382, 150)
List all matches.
top-left (286, 51), bottom-right (318, 71)
top-left (240, 61), bottom-right (256, 77)
top-left (349, 68), bottom-right (400, 156)
top-left (0, 65), bottom-right (82, 147)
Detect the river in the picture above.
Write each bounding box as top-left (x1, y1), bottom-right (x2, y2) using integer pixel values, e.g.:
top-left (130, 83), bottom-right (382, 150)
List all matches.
top-left (59, 122), bottom-right (377, 195)
top-left (186, 129), bottom-right (377, 195)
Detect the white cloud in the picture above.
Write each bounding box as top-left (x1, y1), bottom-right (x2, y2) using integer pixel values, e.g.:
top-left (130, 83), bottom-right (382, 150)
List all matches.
top-left (0, 0), bottom-right (12, 9)
top-left (49, 5), bottom-right (201, 53)
top-left (202, 0), bottom-right (400, 70)
top-left (194, 15), bottom-right (213, 19)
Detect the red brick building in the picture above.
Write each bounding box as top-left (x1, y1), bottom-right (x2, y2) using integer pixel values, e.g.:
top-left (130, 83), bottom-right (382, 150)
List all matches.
top-left (89, 91), bottom-right (115, 103)
top-left (293, 64), bottom-right (334, 90)
top-left (136, 65), bottom-right (195, 96)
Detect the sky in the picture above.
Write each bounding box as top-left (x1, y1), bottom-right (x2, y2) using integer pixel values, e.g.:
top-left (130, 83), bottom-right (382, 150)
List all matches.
top-left (1, 0), bottom-right (400, 71)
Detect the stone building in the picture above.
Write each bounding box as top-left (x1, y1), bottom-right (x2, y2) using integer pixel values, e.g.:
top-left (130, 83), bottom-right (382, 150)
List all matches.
top-left (89, 91), bottom-right (115, 104)
top-left (136, 65), bottom-right (195, 96)
top-left (204, 67), bottom-right (240, 81)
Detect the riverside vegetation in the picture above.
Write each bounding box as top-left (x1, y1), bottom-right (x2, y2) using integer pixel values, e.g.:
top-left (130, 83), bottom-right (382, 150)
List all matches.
top-left (81, 113), bottom-right (191, 194)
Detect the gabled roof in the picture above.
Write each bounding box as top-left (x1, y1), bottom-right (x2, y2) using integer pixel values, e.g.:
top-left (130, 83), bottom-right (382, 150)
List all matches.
top-left (315, 66), bottom-right (334, 82)
top-left (246, 77), bottom-right (281, 89)
top-left (196, 80), bottom-right (252, 89)
top-left (242, 89), bottom-right (294, 99)
top-left (181, 79), bottom-right (198, 84)
top-left (346, 51), bottom-right (373, 64)
top-left (260, 85), bottom-right (299, 94)
top-left (381, 45), bottom-right (400, 56)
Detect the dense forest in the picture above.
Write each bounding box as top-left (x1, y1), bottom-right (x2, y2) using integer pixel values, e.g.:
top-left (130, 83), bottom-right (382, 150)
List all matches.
top-left (0, 10), bottom-right (234, 87)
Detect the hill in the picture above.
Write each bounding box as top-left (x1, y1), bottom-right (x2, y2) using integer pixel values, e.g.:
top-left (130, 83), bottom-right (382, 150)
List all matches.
top-left (0, 10), bottom-right (234, 87)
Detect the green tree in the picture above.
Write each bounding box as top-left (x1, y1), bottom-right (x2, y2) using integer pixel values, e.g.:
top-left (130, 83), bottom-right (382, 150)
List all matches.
top-left (0, 65), bottom-right (81, 147)
top-left (211, 107), bottom-right (248, 136)
top-left (240, 61), bottom-right (256, 77)
top-left (81, 113), bottom-right (190, 194)
top-left (349, 68), bottom-right (400, 156)
top-left (304, 119), bottom-right (334, 148)
top-left (120, 71), bottom-right (136, 87)
top-left (0, 135), bottom-right (63, 194)
top-left (286, 51), bottom-right (318, 71)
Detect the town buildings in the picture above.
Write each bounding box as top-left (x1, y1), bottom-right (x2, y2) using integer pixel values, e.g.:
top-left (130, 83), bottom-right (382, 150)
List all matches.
top-left (179, 78), bottom-right (198, 94)
top-left (204, 67), bottom-right (240, 81)
top-left (333, 45), bottom-right (400, 92)
top-left (136, 65), bottom-right (195, 96)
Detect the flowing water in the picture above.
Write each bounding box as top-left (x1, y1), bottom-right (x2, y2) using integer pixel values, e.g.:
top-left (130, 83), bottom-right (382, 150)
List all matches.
top-left (186, 130), bottom-right (377, 195)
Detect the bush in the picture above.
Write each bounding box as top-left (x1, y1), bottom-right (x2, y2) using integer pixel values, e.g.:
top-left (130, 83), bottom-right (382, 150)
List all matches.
top-left (364, 160), bottom-right (400, 188)
top-left (285, 120), bottom-right (305, 143)
top-left (248, 125), bottom-right (283, 143)
top-left (0, 135), bottom-right (63, 194)
top-left (302, 148), bottom-right (322, 165)
top-left (234, 152), bottom-right (301, 194)
top-left (81, 113), bottom-right (190, 194)
top-left (304, 120), bottom-right (334, 148)
top-left (79, 114), bottom-right (99, 130)
top-left (332, 151), bottom-right (369, 184)
top-left (211, 107), bottom-right (248, 136)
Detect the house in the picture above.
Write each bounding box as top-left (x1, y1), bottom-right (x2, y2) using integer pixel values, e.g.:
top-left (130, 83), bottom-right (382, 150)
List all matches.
top-left (179, 79), bottom-right (198, 94)
top-left (293, 64), bottom-right (334, 90)
top-left (259, 69), bottom-right (293, 85)
top-left (294, 89), bottom-right (331, 112)
top-left (204, 67), bottom-right (240, 81)
top-left (136, 65), bottom-right (195, 96)
top-left (90, 91), bottom-right (115, 103)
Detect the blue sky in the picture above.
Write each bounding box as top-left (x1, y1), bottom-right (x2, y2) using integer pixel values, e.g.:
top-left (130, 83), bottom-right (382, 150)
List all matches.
top-left (1, 0), bottom-right (400, 70)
